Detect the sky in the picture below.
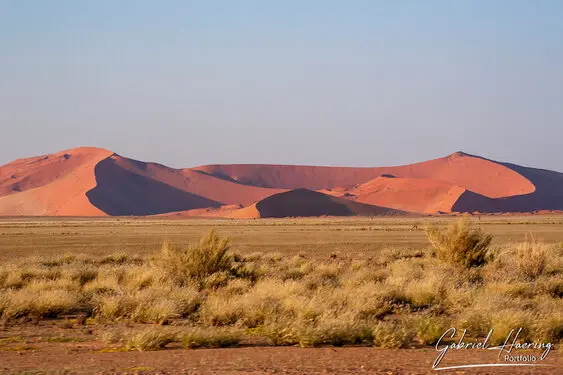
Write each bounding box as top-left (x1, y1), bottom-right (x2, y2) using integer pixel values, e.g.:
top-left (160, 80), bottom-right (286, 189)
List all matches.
top-left (1, 1), bottom-right (562, 171)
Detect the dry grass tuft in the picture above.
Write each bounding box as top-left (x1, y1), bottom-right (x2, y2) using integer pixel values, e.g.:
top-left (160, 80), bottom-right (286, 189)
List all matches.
top-left (416, 316), bottom-right (450, 345)
top-left (180, 327), bottom-right (241, 348)
top-left (3, 289), bottom-right (80, 319)
top-left (150, 230), bottom-right (235, 286)
top-left (516, 239), bottom-right (550, 280)
top-left (125, 326), bottom-right (179, 351)
top-left (426, 216), bottom-right (493, 268)
top-left (372, 319), bottom-right (414, 348)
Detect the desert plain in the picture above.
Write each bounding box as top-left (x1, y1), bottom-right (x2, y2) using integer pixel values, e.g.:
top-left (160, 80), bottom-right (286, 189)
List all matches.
top-left (0, 215), bottom-right (561, 374)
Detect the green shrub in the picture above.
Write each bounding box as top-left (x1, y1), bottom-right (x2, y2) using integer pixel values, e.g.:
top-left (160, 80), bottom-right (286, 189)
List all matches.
top-left (425, 217), bottom-right (493, 268)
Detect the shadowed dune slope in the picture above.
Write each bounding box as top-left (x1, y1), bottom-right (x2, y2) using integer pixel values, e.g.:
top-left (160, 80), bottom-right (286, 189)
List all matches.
top-left (333, 176), bottom-right (466, 213)
top-left (102, 155), bottom-right (285, 206)
top-left (452, 163), bottom-right (563, 213)
top-left (86, 157), bottom-right (222, 216)
top-left (85, 154), bottom-right (286, 216)
top-left (252, 189), bottom-right (406, 218)
top-left (193, 152), bottom-right (535, 199)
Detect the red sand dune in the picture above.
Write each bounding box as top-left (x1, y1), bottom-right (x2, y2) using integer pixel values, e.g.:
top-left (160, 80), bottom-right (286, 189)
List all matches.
top-left (0, 147), bottom-right (561, 217)
top-left (330, 176), bottom-right (466, 214)
top-left (85, 154), bottom-right (285, 215)
top-left (0, 147), bottom-right (284, 216)
top-left (251, 189), bottom-right (406, 218)
top-left (159, 189), bottom-right (405, 219)
top-left (193, 152), bottom-right (535, 199)
top-left (153, 204), bottom-right (262, 219)
top-left (0, 147), bottom-right (113, 216)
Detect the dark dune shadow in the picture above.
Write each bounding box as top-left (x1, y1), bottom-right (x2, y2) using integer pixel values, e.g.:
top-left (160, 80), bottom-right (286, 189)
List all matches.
top-left (256, 189), bottom-right (353, 218)
top-left (86, 157), bottom-right (221, 216)
top-left (255, 188), bottom-right (403, 218)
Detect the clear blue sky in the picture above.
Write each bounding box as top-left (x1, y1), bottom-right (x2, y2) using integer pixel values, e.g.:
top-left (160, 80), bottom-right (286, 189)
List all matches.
top-left (1, 1), bottom-right (562, 171)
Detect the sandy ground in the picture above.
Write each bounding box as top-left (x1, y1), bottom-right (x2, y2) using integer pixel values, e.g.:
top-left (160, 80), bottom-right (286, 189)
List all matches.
top-left (0, 323), bottom-right (559, 375)
top-left (0, 344), bottom-right (559, 374)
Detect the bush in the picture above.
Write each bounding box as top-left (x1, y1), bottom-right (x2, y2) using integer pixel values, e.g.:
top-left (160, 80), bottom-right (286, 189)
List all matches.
top-left (3, 289), bottom-right (81, 319)
top-left (150, 230), bottom-right (235, 286)
top-left (131, 287), bottom-right (200, 324)
top-left (404, 273), bottom-right (447, 308)
top-left (456, 308), bottom-right (491, 337)
top-left (516, 239), bottom-right (550, 280)
top-left (180, 328), bottom-right (241, 348)
top-left (416, 316), bottom-right (450, 345)
top-left (489, 309), bottom-right (533, 345)
top-left (125, 326), bottom-right (178, 351)
top-left (259, 319), bottom-right (298, 346)
top-left (372, 319), bottom-right (414, 348)
top-left (291, 318), bottom-right (372, 347)
top-left (426, 217), bottom-right (493, 268)
top-left (68, 267), bottom-right (98, 286)
top-left (93, 294), bottom-right (138, 321)
top-left (100, 252), bottom-right (130, 265)
top-left (535, 313), bottom-right (563, 343)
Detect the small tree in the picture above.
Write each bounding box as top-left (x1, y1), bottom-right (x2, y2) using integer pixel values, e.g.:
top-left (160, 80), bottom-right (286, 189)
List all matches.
top-left (425, 216), bottom-right (493, 268)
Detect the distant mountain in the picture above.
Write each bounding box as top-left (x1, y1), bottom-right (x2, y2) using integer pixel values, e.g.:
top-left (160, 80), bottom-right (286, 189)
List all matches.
top-left (0, 147), bottom-right (561, 217)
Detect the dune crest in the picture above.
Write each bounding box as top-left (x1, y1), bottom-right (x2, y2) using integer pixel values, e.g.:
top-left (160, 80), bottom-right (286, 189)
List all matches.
top-left (193, 152), bottom-right (535, 199)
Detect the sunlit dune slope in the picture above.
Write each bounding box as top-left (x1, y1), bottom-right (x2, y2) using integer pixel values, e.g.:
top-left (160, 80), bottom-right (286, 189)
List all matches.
top-left (193, 152), bottom-right (535, 199)
top-left (0, 147), bottom-right (113, 216)
top-left (329, 176), bottom-right (466, 213)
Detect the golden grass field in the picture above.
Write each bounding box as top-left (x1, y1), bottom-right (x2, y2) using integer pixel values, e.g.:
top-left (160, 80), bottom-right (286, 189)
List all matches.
top-left (0, 215), bottom-right (561, 374)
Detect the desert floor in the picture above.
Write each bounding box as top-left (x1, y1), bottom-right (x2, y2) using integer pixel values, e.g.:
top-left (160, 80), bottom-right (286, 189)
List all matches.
top-left (0, 215), bottom-right (561, 374)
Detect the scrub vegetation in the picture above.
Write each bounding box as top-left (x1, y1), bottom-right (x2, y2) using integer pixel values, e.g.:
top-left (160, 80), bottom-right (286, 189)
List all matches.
top-left (0, 217), bottom-right (561, 351)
